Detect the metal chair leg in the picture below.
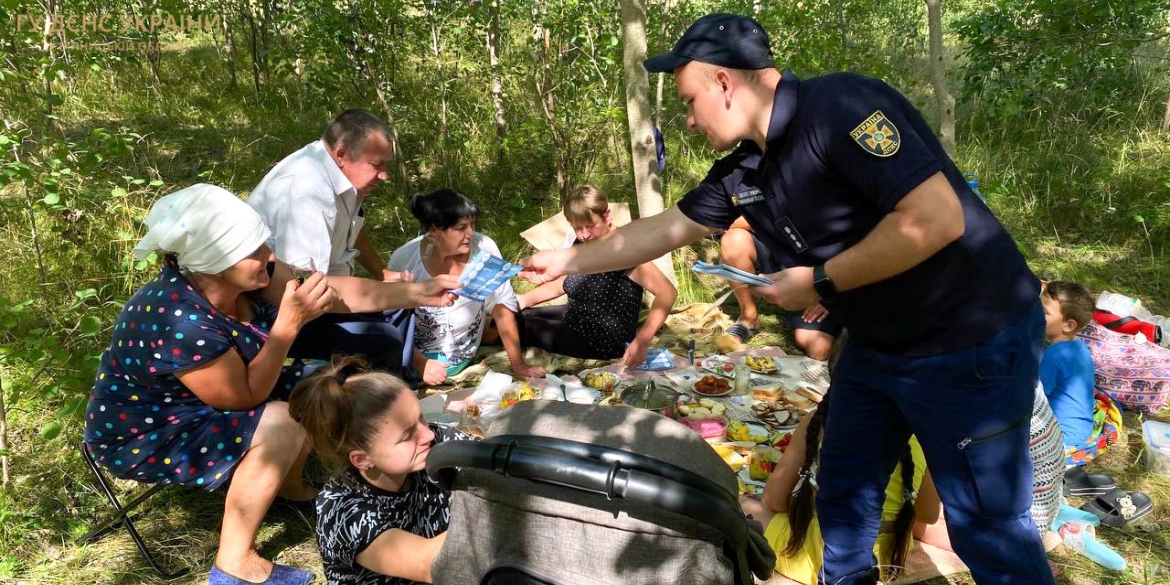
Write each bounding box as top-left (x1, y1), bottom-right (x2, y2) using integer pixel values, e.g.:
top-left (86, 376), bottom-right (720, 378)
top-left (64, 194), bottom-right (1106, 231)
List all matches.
top-left (80, 442), bottom-right (190, 580)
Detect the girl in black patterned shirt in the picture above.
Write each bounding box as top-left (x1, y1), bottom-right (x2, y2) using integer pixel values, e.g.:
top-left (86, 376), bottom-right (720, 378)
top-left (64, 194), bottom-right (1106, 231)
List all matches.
top-left (289, 357), bottom-right (471, 585)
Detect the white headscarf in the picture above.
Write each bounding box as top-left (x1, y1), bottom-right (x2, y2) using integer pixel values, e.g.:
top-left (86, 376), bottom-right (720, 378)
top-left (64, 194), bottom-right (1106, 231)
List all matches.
top-left (134, 184), bottom-right (271, 275)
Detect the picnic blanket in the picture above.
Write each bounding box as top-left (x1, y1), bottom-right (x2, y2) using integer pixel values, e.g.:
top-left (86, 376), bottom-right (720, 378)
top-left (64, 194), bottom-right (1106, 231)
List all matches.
top-left (430, 299), bottom-right (833, 395)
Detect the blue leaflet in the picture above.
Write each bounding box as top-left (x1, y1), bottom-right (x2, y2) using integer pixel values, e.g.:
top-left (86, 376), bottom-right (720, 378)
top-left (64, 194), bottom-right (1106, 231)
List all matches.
top-left (691, 260), bottom-right (774, 287)
top-left (455, 250), bottom-right (523, 303)
top-left (634, 347), bottom-right (676, 371)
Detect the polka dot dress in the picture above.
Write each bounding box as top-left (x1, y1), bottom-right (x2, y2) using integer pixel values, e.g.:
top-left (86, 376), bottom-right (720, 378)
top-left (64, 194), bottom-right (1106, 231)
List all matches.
top-left (83, 259), bottom-right (306, 490)
top-left (563, 267), bottom-right (643, 358)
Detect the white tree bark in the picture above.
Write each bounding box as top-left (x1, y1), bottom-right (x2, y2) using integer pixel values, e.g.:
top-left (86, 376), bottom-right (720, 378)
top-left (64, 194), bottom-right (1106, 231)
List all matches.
top-left (0, 372), bottom-right (9, 485)
top-left (653, 0), bottom-right (674, 128)
top-left (1162, 94), bottom-right (1170, 131)
top-left (428, 14), bottom-right (448, 139)
top-left (487, 0), bottom-right (506, 156)
top-left (365, 73), bottom-right (409, 182)
top-left (221, 3), bottom-right (237, 88)
top-left (926, 0), bottom-right (955, 154)
top-left (620, 0), bottom-right (676, 285)
top-left (836, 0), bottom-right (848, 50)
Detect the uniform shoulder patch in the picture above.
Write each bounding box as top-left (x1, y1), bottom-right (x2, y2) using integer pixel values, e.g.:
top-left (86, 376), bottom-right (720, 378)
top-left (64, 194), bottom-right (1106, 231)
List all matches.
top-left (849, 110), bottom-right (901, 157)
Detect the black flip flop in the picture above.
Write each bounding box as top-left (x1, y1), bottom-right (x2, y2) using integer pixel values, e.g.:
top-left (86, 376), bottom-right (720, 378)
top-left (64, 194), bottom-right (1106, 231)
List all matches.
top-left (1081, 488), bottom-right (1153, 529)
top-left (1063, 465), bottom-right (1117, 497)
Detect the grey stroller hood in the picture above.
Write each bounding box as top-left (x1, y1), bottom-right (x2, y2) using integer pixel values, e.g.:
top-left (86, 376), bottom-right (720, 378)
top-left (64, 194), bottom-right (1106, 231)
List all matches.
top-left (427, 400), bottom-right (775, 585)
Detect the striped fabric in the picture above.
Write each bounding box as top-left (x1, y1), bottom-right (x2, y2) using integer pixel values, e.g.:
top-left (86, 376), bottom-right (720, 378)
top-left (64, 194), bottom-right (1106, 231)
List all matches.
top-left (1029, 385), bottom-right (1065, 533)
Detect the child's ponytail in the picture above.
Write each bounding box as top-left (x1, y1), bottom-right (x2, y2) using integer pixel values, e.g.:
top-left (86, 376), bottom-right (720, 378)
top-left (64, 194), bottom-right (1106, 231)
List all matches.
top-left (288, 356), bottom-right (408, 471)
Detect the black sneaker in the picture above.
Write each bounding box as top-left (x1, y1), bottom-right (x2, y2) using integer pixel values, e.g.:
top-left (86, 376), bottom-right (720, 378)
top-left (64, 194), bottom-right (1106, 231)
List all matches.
top-left (1063, 465), bottom-right (1117, 497)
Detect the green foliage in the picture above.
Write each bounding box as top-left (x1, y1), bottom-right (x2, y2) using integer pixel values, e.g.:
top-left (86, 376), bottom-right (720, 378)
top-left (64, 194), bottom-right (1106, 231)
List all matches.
top-left (0, 0), bottom-right (1168, 581)
top-left (955, 0), bottom-right (1167, 118)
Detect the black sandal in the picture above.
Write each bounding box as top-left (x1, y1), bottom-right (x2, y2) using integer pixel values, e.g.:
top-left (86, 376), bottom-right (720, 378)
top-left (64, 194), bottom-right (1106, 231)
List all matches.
top-left (1081, 488), bottom-right (1153, 529)
top-left (1063, 465), bottom-right (1117, 497)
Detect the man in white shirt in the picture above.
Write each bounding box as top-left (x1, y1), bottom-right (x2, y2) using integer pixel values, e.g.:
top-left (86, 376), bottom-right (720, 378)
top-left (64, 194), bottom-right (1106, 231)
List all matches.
top-left (248, 110), bottom-right (453, 377)
top-left (249, 109), bottom-right (397, 278)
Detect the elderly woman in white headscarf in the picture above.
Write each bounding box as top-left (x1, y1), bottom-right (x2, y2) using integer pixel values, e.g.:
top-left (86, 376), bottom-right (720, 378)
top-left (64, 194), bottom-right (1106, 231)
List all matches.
top-left (84, 184), bottom-right (341, 585)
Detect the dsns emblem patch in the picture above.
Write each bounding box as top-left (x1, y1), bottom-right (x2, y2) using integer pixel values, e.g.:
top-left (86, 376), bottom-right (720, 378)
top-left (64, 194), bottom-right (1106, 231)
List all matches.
top-left (850, 110), bottom-right (901, 157)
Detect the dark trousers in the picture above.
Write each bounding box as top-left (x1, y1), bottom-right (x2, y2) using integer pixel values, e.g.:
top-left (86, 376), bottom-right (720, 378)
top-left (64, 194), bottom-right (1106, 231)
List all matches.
top-left (816, 301), bottom-right (1055, 585)
top-left (517, 305), bottom-right (623, 360)
top-left (289, 310), bottom-right (416, 379)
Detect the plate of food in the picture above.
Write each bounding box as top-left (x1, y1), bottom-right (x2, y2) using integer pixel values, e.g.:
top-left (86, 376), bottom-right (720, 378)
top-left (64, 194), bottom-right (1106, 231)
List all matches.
top-left (580, 370), bottom-right (621, 394)
top-left (679, 415), bottom-right (728, 441)
top-left (677, 397), bottom-right (727, 420)
top-left (500, 381), bottom-right (539, 410)
top-left (712, 444), bottom-right (746, 473)
top-left (726, 420), bottom-right (770, 443)
top-left (692, 374), bottom-right (733, 397)
top-left (698, 356), bottom-right (737, 378)
top-left (743, 354), bottom-right (777, 374)
top-left (751, 402), bottom-right (800, 431)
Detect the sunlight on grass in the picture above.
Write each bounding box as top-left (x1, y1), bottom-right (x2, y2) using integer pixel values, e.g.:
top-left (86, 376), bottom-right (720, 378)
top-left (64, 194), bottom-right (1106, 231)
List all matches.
top-left (2, 19), bottom-right (1169, 585)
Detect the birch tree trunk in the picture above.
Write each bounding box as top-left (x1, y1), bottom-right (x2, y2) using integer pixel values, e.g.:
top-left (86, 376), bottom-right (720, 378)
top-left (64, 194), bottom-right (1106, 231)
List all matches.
top-left (261, 0), bottom-right (272, 84)
top-left (487, 0), bottom-right (506, 160)
top-left (40, 4), bottom-right (55, 114)
top-left (427, 6), bottom-right (448, 140)
top-left (0, 372), bottom-right (8, 485)
top-left (531, 0), bottom-right (565, 196)
top-left (620, 0), bottom-right (676, 285)
top-left (369, 77), bottom-right (410, 182)
top-left (221, 3), bottom-right (237, 88)
top-left (653, 0), bottom-right (674, 128)
top-left (1162, 94), bottom-right (1170, 131)
top-left (836, 0), bottom-right (848, 51)
top-left (925, 0), bottom-right (955, 155)
top-left (243, 4), bottom-right (261, 98)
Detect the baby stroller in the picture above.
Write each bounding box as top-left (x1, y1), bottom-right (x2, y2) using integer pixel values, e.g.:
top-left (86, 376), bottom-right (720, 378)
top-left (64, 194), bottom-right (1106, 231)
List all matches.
top-left (427, 400), bottom-right (776, 585)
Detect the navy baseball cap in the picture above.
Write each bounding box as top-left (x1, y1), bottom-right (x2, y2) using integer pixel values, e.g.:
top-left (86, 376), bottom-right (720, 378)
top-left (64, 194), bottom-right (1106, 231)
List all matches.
top-left (644, 13), bottom-right (774, 73)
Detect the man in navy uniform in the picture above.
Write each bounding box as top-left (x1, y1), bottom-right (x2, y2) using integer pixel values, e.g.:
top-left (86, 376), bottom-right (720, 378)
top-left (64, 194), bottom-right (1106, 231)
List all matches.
top-left (522, 13), bottom-right (1054, 585)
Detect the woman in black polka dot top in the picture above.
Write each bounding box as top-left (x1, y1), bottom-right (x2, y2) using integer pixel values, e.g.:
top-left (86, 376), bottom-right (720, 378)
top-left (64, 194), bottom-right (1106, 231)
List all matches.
top-left (517, 186), bottom-right (677, 366)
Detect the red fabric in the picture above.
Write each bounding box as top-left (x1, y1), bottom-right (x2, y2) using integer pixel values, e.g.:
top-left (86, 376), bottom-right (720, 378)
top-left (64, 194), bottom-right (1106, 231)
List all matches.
top-left (1093, 310), bottom-right (1162, 343)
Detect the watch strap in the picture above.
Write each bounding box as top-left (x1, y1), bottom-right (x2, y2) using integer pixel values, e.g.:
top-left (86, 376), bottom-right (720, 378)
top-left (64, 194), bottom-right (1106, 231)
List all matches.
top-left (813, 264), bottom-right (837, 300)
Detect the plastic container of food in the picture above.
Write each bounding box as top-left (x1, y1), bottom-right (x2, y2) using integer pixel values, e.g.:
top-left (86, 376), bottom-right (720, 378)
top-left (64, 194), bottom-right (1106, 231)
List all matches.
top-left (749, 445), bottom-right (781, 480)
top-left (680, 416), bottom-right (728, 440)
top-left (1142, 420), bottom-right (1170, 474)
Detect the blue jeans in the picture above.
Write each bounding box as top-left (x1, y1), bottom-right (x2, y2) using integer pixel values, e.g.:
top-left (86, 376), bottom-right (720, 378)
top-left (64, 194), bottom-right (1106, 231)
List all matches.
top-left (816, 300), bottom-right (1054, 585)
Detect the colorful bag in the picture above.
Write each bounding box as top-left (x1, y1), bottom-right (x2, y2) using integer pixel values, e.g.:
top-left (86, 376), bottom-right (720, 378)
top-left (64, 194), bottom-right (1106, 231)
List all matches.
top-left (1065, 390), bottom-right (1123, 466)
top-left (1078, 321), bottom-right (1170, 413)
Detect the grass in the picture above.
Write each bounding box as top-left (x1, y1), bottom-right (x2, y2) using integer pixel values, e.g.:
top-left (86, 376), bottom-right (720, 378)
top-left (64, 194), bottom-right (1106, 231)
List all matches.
top-left (2, 31), bottom-right (1170, 585)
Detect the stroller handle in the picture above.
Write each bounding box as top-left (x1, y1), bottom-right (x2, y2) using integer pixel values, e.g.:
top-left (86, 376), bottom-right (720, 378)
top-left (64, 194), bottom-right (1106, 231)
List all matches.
top-left (490, 434), bottom-right (741, 509)
top-left (427, 436), bottom-right (771, 585)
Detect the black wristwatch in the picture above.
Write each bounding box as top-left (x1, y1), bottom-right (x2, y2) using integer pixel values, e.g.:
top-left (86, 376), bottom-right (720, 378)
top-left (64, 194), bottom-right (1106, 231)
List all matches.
top-left (813, 264), bottom-right (838, 301)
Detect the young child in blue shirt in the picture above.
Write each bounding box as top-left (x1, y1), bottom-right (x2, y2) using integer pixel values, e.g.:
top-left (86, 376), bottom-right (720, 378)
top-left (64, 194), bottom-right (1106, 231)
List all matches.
top-left (1039, 281), bottom-right (1096, 449)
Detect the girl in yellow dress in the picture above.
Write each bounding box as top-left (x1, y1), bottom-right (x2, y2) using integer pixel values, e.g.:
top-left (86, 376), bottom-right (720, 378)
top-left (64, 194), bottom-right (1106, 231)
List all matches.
top-left (740, 337), bottom-right (940, 584)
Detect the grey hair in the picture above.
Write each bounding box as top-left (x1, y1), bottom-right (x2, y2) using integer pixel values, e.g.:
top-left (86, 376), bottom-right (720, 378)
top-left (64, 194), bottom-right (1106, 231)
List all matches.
top-left (322, 109), bottom-right (391, 160)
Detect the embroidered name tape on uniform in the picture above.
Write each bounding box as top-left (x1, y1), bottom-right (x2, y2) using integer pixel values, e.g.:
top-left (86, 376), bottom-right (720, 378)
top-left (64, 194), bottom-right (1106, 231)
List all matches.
top-left (731, 188), bottom-right (765, 206)
top-left (850, 110), bottom-right (901, 157)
